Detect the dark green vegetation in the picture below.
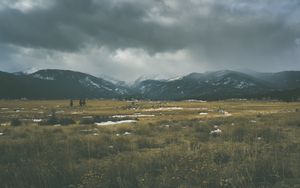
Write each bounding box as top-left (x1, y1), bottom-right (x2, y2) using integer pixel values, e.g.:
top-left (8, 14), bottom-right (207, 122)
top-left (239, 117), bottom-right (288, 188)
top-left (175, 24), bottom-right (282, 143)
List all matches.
top-left (1, 69), bottom-right (300, 100)
top-left (0, 100), bottom-right (300, 188)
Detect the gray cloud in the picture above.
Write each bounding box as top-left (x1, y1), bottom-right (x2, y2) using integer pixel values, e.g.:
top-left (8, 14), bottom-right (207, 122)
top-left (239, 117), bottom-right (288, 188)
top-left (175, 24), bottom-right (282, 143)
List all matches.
top-left (0, 0), bottom-right (300, 80)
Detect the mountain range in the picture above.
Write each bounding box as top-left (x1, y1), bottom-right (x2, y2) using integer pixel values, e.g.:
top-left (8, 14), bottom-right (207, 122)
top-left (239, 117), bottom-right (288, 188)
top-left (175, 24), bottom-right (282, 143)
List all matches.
top-left (0, 69), bottom-right (300, 101)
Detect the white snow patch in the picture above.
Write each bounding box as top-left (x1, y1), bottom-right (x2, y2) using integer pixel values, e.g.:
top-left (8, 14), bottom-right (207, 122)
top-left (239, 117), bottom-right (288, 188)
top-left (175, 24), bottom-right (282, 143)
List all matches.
top-left (101, 85), bottom-right (113, 91)
top-left (185, 100), bottom-right (207, 103)
top-left (234, 81), bottom-right (255, 89)
top-left (95, 120), bottom-right (137, 126)
top-left (200, 112), bottom-right (208, 115)
top-left (33, 119), bottom-right (43, 123)
top-left (224, 111), bottom-right (232, 116)
top-left (112, 114), bottom-right (155, 118)
top-left (80, 77), bottom-right (100, 88)
top-left (218, 110), bottom-right (232, 116)
top-left (143, 107), bottom-right (183, 112)
top-left (0, 133), bottom-right (4, 136)
top-left (80, 128), bottom-right (98, 132)
top-left (71, 112), bottom-right (83, 115)
top-left (167, 76), bottom-right (182, 81)
top-left (33, 74), bottom-right (55, 80)
top-left (210, 129), bottom-right (222, 135)
top-left (55, 110), bottom-right (65, 114)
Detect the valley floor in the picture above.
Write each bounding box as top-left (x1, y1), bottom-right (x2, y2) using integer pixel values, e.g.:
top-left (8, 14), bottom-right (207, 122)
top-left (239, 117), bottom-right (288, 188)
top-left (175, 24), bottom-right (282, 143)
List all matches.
top-left (0, 99), bottom-right (300, 188)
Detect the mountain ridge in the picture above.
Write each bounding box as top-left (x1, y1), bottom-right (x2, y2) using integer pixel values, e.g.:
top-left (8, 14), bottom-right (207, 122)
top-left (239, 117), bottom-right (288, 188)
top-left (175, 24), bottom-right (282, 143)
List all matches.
top-left (0, 69), bottom-right (300, 100)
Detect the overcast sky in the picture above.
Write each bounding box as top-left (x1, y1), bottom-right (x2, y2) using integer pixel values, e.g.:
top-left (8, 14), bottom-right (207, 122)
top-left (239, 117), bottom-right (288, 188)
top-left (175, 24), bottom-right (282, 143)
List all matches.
top-left (0, 0), bottom-right (300, 81)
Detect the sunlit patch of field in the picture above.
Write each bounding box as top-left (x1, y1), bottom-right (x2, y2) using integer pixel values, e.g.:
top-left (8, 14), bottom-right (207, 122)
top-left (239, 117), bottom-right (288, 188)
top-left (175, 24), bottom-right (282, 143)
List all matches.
top-left (0, 99), bottom-right (300, 188)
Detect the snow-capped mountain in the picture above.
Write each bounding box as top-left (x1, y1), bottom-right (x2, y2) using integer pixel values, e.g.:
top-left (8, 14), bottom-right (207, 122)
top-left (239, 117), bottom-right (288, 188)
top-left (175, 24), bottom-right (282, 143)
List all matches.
top-left (0, 69), bottom-right (129, 99)
top-left (132, 70), bottom-right (273, 100)
top-left (0, 69), bottom-right (300, 100)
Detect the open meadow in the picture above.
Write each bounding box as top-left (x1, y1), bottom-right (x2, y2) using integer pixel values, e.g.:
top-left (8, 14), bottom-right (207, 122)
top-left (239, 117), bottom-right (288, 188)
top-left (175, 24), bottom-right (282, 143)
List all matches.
top-left (0, 99), bottom-right (300, 188)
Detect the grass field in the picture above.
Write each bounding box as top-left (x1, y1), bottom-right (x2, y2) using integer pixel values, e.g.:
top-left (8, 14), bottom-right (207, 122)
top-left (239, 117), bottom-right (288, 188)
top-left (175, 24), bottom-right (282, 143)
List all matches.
top-left (0, 99), bottom-right (300, 188)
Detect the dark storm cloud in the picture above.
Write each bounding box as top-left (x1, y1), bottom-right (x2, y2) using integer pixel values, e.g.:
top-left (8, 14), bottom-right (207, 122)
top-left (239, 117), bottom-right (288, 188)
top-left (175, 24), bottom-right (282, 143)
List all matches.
top-left (0, 0), bottom-right (186, 52)
top-left (0, 0), bottom-right (300, 79)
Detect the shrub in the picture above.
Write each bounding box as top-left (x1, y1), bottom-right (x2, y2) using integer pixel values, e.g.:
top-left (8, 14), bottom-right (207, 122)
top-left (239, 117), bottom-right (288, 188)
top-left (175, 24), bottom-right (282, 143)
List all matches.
top-left (10, 118), bottom-right (22, 126)
top-left (79, 118), bottom-right (94, 125)
top-left (194, 124), bottom-right (210, 133)
top-left (42, 116), bottom-right (75, 126)
top-left (213, 151), bottom-right (230, 165)
top-left (59, 118), bottom-right (75, 125)
top-left (137, 138), bottom-right (157, 149)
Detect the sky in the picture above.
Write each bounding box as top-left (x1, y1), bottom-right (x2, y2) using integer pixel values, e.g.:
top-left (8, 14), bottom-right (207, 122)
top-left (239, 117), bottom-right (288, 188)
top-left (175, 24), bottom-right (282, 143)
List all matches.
top-left (0, 0), bottom-right (300, 81)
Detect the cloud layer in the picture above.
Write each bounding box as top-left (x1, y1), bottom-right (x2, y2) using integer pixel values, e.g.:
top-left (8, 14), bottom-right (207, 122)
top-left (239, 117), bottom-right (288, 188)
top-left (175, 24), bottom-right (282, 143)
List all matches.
top-left (0, 0), bottom-right (300, 81)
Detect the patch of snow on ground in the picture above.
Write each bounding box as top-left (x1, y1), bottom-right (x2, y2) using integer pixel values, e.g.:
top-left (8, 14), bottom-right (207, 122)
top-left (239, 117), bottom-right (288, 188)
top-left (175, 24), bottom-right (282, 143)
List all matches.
top-left (71, 112), bottom-right (83, 114)
top-left (33, 119), bottom-right (43, 123)
top-left (95, 120), bottom-right (137, 126)
top-left (55, 110), bottom-right (65, 114)
top-left (112, 114), bottom-right (155, 118)
top-left (185, 100), bottom-right (207, 103)
top-left (224, 111), bottom-right (232, 116)
top-left (143, 107), bottom-right (183, 112)
top-left (210, 129), bottom-right (222, 135)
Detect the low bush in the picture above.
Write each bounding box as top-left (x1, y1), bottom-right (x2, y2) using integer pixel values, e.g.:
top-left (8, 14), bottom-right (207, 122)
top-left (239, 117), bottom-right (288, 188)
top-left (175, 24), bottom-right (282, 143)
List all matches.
top-left (10, 118), bottom-right (22, 127)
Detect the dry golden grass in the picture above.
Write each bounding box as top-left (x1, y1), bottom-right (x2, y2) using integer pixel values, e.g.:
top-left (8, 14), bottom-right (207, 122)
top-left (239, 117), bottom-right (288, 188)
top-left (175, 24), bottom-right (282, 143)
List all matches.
top-left (0, 99), bottom-right (300, 187)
